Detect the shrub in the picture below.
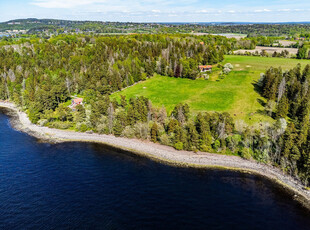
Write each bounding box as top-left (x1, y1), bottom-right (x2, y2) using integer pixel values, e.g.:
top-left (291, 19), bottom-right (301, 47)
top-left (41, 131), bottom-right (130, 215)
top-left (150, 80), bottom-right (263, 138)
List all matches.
top-left (121, 126), bottom-right (135, 138)
top-left (159, 133), bottom-right (171, 146)
top-left (75, 122), bottom-right (91, 132)
top-left (134, 122), bottom-right (149, 139)
top-left (48, 121), bottom-right (73, 129)
top-left (239, 148), bottom-right (252, 160)
top-left (80, 123), bottom-right (88, 132)
top-left (199, 144), bottom-right (211, 152)
top-left (212, 139), bottom-right (221, 151)
top-left (96, 123), bottom-right (108, 134)
top-left (37, 119), bottom-right (48, 126)
top-left (174, 142), bottom-right (184, 150)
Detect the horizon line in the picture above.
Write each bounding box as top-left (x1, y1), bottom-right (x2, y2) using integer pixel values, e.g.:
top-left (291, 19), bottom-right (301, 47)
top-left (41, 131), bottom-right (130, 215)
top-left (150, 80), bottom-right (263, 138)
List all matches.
top-left (1, 18), bottom-right (310, 24)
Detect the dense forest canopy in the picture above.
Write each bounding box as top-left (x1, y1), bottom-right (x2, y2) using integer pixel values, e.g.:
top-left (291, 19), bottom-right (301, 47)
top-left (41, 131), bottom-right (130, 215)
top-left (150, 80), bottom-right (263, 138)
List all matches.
top-left (0, 34), bottom-right (241, 119)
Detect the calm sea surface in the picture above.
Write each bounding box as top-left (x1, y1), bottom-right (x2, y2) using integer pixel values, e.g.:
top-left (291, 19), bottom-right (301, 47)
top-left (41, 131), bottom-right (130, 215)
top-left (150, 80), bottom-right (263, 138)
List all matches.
top-left (0, 110), bottom-right (310, 230)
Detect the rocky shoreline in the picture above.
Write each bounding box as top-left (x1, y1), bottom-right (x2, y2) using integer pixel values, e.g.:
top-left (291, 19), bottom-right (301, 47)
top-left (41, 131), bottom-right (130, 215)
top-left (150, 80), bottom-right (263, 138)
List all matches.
top-left (1, 101), bottom-right (310, 209)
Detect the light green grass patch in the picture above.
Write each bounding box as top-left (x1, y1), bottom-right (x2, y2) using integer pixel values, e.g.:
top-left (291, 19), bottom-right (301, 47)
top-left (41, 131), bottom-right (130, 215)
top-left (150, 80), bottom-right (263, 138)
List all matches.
top-left (111, 55), bottom-right (310, 124)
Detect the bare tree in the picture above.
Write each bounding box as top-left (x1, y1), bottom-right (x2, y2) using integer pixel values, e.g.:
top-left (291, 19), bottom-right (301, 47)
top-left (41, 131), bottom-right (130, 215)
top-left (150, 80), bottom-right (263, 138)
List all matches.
top-left (65, 77), bottom-right (71, 95)
top-left (8, 69), bottom-right (16, 82)
top-left (217, 119), bottom-right (226, 139)
top-left (277, 77), bottom-right (286, 103)
top-left (158, 106), bottom-right (167, 125)
top-left (177, 106), bottom-right (185, 126)
top-left (147, 100), bottom-right (153, 122)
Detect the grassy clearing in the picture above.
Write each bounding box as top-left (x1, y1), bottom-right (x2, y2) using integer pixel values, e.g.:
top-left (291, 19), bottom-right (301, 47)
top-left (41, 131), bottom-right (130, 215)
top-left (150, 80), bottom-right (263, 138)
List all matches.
top-left (111, 55), bottom-right (310, 124)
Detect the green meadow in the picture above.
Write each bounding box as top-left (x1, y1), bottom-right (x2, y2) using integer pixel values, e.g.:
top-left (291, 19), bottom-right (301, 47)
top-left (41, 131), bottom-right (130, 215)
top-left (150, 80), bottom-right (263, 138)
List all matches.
top-left (111, 55), bottom-right (310, 124)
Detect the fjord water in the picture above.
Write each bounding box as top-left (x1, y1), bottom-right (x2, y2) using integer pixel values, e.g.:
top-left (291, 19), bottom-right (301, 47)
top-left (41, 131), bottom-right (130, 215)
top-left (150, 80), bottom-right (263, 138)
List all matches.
top-left (0, 111), bottom-right (310, 230)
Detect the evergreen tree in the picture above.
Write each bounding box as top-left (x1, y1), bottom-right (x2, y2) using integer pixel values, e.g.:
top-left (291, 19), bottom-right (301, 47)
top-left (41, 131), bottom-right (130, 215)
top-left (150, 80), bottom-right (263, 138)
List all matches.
top-left (151, 122), bottom-right (159, 142)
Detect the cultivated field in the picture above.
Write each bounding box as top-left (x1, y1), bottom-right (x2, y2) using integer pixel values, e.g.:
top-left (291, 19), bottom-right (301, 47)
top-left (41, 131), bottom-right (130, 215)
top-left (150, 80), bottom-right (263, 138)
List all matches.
top-left (234, 46), bottom-right (298, 56)
top-left (278, 40), bottom-right (297, 47)
top-left (111, 55), bottom-right (310, 124)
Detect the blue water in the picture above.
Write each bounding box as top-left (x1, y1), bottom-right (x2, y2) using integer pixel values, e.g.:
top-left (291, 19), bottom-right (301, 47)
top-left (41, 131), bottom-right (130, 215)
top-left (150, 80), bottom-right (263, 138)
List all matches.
top-left (0, 110), bottom-right (310, 230)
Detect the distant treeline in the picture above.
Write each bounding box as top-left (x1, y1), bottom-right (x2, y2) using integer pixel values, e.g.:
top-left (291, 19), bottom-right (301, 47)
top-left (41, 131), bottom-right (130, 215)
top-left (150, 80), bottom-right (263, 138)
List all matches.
top-left (0, 34), bottom-right (247, 121)
top-left (1, 19), bottom-right (310, 38)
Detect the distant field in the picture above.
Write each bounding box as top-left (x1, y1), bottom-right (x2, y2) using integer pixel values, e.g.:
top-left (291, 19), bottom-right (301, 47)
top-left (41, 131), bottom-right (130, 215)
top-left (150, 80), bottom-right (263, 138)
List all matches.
top-left (234, 46), bottom-right (298, 56)
top-left (111, 55), bottom-right (310, 124)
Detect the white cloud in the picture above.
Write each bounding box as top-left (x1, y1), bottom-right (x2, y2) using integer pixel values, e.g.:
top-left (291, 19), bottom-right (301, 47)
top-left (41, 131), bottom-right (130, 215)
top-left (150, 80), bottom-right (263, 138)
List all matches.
top-left (196, 10), bottom-right (208, 13)
top-left (31, 0), bottom-right (107, 8)
top-left (278, 9), bottom-right (291, 12)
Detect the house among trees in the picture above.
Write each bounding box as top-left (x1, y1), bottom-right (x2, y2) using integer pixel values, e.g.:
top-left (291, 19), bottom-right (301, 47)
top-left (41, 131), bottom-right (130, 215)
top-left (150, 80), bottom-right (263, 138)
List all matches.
top-left (70, 98), bottom-right (83, 110)
top-left (199, 65), bottom-right (212, 72)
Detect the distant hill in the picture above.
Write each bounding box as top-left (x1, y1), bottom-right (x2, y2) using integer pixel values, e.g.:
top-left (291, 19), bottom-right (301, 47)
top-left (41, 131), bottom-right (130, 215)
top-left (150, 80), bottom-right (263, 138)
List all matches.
top-left (1, 18), bottom-right (310, 36)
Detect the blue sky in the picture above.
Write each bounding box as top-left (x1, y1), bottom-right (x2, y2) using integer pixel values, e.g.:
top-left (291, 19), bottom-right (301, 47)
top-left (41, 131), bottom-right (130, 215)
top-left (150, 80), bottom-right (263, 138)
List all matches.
top-left (1, 0), bottom-right (310, 22)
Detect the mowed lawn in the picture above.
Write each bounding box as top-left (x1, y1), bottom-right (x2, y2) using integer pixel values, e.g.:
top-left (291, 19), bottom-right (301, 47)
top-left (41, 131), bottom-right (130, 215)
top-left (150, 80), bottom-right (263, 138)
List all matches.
top-left (111, 55), bottom-right (310, 124)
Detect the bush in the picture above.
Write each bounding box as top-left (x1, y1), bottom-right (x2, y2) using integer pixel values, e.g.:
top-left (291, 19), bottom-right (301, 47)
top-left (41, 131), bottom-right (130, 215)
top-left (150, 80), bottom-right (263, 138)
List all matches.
top-left (174, 142), bottom-right (184, 150)
top-left (96, 123), bottom-right (108, 134)
top-left (37, 119), bottom-right (48, 126)
top-left (134, 122), bottom-right (149, 139)
top-left (80, 123), bottom-right (88, 132)
top-left (239, 148), bottom-right (253, 160)
top-left (75, 122), bottom-right (91, 132)
top-left (121, 126), bottom-right (135, 138)
top-left (212, 139), bottom-right (221, 151)
top-left (48, 121), bottom-right (73, 129)
top-left (199, 144), bottom-right (211, 152)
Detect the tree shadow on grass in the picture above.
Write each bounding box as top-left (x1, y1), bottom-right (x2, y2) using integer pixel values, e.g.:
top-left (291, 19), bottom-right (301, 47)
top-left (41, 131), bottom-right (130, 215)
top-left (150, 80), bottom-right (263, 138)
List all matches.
top-left (257, 98), bottom-right (266, 107)
top-left (252, 80), bottom-right (263, 96)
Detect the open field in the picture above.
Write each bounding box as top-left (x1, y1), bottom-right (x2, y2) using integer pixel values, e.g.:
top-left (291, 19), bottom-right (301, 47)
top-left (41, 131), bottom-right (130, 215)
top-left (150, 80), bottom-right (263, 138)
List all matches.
top-left (234, 46), bottom-right (298, 56)
top-left (111, 55), bottom-right (310, 124)
top-left (278, 40), bottom-right (297, 47)
top-left (191, 33), bottom-right (247, 39)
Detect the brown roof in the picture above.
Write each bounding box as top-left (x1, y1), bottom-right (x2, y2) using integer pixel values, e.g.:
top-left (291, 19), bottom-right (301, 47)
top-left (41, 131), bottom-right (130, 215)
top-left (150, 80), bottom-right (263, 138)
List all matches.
top-left (73, 98), bottom-right (83, 104)
top-left (199, 65), bottom-right (212, 69)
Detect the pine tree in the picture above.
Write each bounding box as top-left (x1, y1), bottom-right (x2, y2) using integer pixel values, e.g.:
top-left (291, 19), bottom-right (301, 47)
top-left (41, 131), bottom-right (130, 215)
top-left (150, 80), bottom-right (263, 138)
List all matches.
top-left (151, 122), bottom-right (159, 142)
top-left (276, 95), bottom-right (289, 118)
top-left (187, 123), bottom-right (199, 150)
top-left (113, 120), bottom-right (123, 137)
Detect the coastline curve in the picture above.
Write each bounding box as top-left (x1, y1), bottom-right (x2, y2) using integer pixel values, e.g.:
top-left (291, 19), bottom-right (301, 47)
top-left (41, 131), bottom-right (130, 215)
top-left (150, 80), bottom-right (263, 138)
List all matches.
top-left (0, 101), bottom-right (310, 210)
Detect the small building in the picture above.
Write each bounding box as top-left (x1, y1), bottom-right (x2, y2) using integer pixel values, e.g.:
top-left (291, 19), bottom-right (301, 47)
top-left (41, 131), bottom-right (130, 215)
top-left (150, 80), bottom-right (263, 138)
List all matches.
top-left (200, 41), bottom-right (204, 45)
top-left (70, 98), bottom-right (83, 111)
top-left (199, 65), bottom-right (212, 72)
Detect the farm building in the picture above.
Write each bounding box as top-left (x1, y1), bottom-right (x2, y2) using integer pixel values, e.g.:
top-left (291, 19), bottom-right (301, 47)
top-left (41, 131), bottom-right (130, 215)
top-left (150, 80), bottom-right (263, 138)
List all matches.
top-left (199, 65), bottom-right (212, 72)
top-left (69, 98), bottom-right (83, 110)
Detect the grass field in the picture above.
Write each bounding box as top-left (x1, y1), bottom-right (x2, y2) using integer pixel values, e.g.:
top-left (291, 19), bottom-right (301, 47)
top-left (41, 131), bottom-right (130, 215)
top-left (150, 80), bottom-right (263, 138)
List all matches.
top-left (111, 55), bottom-right (310, 124)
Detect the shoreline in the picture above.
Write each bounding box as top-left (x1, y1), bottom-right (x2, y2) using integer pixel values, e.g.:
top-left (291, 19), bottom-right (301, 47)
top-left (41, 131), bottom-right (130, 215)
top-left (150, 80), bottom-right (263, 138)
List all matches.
top-left (1, 101), bottom-right (310, 209)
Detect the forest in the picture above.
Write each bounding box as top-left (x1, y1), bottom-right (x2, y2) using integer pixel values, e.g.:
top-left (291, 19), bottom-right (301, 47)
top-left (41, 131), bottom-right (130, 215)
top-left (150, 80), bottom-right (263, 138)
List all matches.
top-left (2, 19), bottom-right (310, 38)
top-left (0, 34), bottom-right (310, 186)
